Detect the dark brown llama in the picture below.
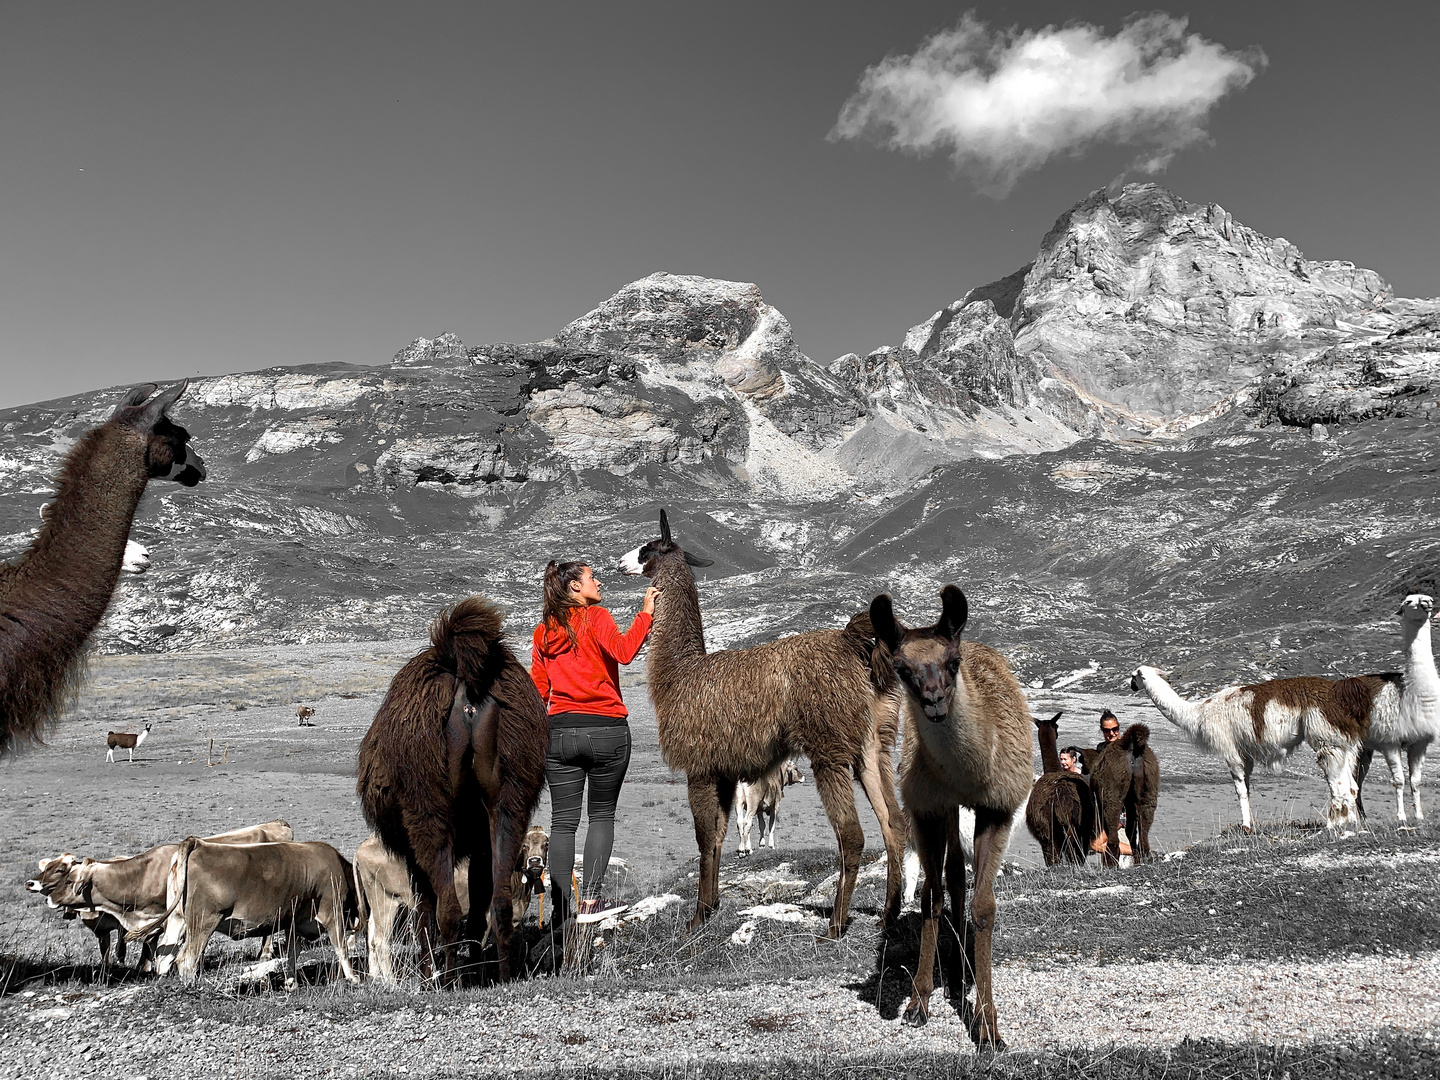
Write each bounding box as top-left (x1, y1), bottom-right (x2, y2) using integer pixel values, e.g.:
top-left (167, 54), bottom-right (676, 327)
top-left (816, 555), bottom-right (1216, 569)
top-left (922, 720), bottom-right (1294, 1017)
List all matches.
top-left (356, 596), bottom-right (548, 984)
top-left (1089, 723), bottom-right (1159, 866)
top-left (870, 585), bottom-right (1033, 1050)
top-left (619, 510), bottom-right (906, 938)
top-left (1, 383), bottom-right (205, 757)
top-left (1025, 711), bottom-right (1096, 866)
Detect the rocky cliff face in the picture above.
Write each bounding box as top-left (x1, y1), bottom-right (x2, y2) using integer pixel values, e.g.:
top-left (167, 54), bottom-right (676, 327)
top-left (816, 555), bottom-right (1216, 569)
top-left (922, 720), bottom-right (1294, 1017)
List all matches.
top-left (0, 186), bottom-right (1435, 688)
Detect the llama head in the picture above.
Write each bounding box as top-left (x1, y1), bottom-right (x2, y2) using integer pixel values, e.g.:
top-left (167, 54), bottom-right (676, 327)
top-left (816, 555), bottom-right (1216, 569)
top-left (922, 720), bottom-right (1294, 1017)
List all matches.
top-left (618, 509), bottom-right (714, 578)
top-left (1397, 594), bottom-right (1435, 623)
top-left (870, 585), bottom-right (968, 722)
top-left (1129, 666), bottom-right (1170, 692)
top-left (1034, 710), bottom-right (1063, 734)
top-left (113, 382), bottom-right (207, 487)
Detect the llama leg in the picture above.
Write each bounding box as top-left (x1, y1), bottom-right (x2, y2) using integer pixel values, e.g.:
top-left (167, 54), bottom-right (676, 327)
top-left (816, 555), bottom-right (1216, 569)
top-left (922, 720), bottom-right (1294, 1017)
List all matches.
top-left (942, 807), bottom-right (973, 1020)
top-left (902, 812), bottom-right (948, 1027)
top-left (812, 763), bottom-right (864, 939)
top-left (686, 774), bottom-right (734, 930)
top-left (968, 806), bottom-right (1010, 1050)
top-left (487, 809), bottom-right (523, 982)
top-left (1408, 740), bottom-right (1429, 821)
top-left (1355, 748), bottom-right (1373, 820)
top-left (1316, 745), bottom-right (1355, 830)
top-left (1378, 746), bottom-right (1409, 823)
top-left (1230, 761), bottom-right (1254, 832)
top-left (1098, 787), bottom-right (1123, 868)
top-left (736, 800), bottom-right (753, 855)
top-left (856, 738), bottom-right (905, 926)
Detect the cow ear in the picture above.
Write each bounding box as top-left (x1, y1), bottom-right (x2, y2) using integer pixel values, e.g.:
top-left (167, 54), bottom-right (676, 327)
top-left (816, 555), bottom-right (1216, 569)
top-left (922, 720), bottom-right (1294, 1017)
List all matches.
top-left (684, 551), bottom-right (713, 568)
top-left (659, 508), bottom-right (672, 545)
top-left (869, 594), bottom-right (902, 650)
top-left (937, 585), bottom-right (968, 640)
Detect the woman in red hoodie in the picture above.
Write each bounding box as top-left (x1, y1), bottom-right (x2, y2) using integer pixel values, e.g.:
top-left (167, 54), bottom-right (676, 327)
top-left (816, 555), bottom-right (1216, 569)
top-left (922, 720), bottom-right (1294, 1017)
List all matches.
top-left (531, 559), bottom-right (657, 923)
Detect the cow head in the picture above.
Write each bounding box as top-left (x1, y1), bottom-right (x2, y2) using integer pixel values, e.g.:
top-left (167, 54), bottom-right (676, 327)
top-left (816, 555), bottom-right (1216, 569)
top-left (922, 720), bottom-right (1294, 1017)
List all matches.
top-left (25, 854), bottom-right (85, 908)
top-left (515, 826), bottom-right (549, 889)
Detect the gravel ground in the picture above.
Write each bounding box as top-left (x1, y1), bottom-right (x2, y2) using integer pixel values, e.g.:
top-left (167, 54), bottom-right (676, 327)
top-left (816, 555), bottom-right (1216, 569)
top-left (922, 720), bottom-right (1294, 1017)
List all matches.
top-left (3, 950), bottom-right (1436, 1078)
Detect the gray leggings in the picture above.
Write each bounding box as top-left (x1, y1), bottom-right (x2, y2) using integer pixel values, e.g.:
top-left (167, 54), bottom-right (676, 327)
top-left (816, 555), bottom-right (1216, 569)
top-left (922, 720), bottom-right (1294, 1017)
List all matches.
top-left (546, 721), bottom-right (631, 904)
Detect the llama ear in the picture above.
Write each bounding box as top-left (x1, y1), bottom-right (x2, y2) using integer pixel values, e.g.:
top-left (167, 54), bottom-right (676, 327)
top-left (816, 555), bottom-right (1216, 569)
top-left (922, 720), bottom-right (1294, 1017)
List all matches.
top-left (937, 585), bottom-right (968, 639)
top-left (137, 380), bottom-right (189, 425)
top-left (115, 384), bottom-right (159, 416)
top-left (659, 509), bottom-right (672, 545)
top-left (869, 594), bottom-right (901, 650)
top-left (683, 551), bottom-right (713, 568)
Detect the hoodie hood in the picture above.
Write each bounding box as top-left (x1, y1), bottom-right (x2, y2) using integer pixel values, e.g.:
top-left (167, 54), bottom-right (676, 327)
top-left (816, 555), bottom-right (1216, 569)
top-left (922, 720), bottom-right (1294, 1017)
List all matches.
top-left (536, 607), bottom-right (586, 658)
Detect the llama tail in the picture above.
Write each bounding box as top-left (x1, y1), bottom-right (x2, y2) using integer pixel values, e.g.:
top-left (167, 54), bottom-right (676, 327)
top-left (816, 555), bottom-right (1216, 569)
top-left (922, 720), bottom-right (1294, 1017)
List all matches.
top-left (431, 595), bottom-right (506, 689)
top-left (1120, 723), bottom-right (1151, 756)
top-left (844, 611), bottom-right (897, 694)
top-left (126, 837), bottom-right (198, 942)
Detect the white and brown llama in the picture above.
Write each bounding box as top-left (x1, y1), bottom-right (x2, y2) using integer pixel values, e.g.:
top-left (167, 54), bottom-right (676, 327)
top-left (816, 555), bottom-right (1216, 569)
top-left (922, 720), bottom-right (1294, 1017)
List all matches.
top-left (1347, 594), bottom-right (1439, 824)
top-left (1128, 667), bottom-right (1362, 831)
top-left (870, 585), bottom-right (1032, 1050)
top-left (1, 383), bottom-right (205, 756)
top-left (619, 509), bottom-right (907, 937)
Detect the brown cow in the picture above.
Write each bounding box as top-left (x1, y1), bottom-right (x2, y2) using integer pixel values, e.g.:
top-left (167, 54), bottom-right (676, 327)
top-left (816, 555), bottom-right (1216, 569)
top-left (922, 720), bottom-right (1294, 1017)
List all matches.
top-left (133, 838), bottom-right (359, 989)
top-left (355, 826), bottom-right (549, 982)
top-left (26, 820), bottom-right (293, 977)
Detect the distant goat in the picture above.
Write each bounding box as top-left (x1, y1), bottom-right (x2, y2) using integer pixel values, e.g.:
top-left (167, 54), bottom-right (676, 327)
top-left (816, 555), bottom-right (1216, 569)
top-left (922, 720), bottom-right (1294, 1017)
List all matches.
top-left (735, 760), bottom-right (805, 855)
top-left (106, 723), bottom-right (152, 763)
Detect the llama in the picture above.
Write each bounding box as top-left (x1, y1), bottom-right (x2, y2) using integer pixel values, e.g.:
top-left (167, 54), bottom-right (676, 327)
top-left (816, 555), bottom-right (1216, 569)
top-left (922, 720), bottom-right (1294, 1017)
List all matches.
top-left (870, 585), bottom-right (1033, 1049)
top-left (356, 595), bottom-right (548, 984)
top-left (619, 509), bottom-right (906, 937)
top-left (734, 759), bottom-right (805, 855)
top-left (1025, 711), bottom-right (1096, 866)
top-left (1348, 594), bottom-right (1439, 824)
top-left (106, 723), bottom-right (151, 763)
top-left (1089, 723), bottom-right (1159, 866)
top-left (1, 383), bottom-right (205, 757)
top-left (1129, 667), bottom-right (1363, 831)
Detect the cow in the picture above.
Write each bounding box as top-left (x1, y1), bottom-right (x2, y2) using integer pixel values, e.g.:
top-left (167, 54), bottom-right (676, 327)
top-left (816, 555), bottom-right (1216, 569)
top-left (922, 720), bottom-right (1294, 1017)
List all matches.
top-left (296, 705), bottom-right (316, 726)
top-left (106, 723), bottom-right (151, 763)
top-left (133, 838), bottom-right (360, 989)
top-left (734, 759), bottom-right (805, 855)
top-left (26, 821), bottom-right (294, 977)
top-left (354, 826), bottom-right (548, 982)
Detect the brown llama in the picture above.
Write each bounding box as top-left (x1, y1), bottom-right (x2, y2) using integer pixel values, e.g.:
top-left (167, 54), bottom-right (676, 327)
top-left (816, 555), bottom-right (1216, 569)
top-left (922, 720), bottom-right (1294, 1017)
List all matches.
top-left (1089, 723), bottom-right (1160, 866)
top-left (869, 585), bottom-right (1032, 1050)
top-left (356, 595), bottom-right (547, 984)
top-left (619, 509), bottom-right (906, 937)
top-left (1, 383), bottom-right (205, 756)
top-left (1025, 711), bottom-right (1096, 866)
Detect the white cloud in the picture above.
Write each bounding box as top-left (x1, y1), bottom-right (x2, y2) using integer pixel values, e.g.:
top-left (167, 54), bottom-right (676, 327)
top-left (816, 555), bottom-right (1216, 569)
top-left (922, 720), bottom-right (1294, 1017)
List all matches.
top-left (831, 13), bottom-right (1265, 196)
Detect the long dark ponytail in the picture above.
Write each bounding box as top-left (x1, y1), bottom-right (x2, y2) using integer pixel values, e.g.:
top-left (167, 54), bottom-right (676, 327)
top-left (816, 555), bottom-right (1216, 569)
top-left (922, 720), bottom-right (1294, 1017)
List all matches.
top-left (543, 560), bottom-right (588, 646)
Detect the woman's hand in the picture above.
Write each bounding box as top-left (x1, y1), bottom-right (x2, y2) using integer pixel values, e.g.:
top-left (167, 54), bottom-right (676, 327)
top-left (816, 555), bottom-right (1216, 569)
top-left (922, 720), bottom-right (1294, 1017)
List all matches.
top-left (642, 587), bottom-right (660, 615)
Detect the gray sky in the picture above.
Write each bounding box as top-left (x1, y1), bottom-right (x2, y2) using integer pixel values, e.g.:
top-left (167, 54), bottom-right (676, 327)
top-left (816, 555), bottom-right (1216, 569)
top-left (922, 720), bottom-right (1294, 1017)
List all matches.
top-left (2, 1), bottom-right (1437, 408)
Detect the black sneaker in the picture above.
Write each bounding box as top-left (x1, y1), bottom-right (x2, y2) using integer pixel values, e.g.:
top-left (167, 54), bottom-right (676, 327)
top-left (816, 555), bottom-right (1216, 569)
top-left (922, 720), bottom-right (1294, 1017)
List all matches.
top-left (574, 898), bottom-right (629, 924)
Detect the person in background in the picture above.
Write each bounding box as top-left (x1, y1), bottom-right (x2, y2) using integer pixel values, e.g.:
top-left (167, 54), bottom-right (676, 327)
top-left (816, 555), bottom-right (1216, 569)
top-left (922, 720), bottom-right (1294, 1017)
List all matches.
top-left (1096, 709), bottom-right (1122, 752)
top-left (1059, 746), bottom-right (1087, 775)
top-left (531, 560), bottom-right (658, 924)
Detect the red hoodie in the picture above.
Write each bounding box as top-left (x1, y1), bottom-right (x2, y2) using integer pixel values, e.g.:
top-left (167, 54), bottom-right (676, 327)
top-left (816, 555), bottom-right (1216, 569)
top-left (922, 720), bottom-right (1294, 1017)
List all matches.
top-left (530, 604), bottom-right (652, 718)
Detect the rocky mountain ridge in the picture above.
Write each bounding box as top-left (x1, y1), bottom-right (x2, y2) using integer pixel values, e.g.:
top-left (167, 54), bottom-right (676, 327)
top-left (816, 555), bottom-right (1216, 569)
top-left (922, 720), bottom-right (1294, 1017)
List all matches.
top-left (1, 183), bottom-right (1435, 692)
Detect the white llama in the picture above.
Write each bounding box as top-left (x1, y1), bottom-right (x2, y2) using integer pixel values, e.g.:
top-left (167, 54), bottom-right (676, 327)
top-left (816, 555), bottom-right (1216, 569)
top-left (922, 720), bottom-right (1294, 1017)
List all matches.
top-left (1129, 668), bottom-right (1361, 831)
top-left (1352, 594), bottom-right (1439, 824)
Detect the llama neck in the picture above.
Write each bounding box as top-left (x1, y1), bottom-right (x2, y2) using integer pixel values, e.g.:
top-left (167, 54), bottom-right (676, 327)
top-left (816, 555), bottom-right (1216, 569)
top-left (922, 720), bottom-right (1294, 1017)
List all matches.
top-left (1402, 617), bottom-right (1440, 707)
top-left (10, 424), bottom-right (148, 623)
top-left (1140, 673), bottom-right (1203, 736)
top-left (1036, 723), bottom-right (1061, 773)
top-left (647, 555), bottom-right (707, 680)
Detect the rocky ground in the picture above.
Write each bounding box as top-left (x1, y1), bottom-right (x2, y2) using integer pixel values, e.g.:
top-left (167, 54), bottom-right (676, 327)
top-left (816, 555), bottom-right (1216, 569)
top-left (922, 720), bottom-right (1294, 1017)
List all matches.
top-left (2, 655), bottom-right (1436, 1079)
